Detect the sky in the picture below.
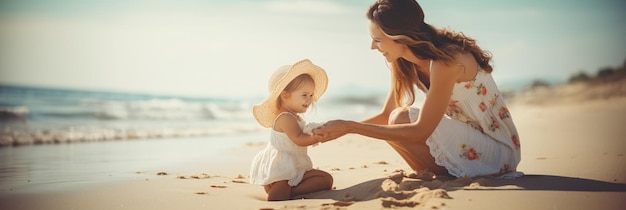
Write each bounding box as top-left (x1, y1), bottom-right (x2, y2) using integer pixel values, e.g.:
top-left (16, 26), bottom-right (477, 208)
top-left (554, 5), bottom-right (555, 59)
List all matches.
top-left (0, 0), bottom-right (624, 98)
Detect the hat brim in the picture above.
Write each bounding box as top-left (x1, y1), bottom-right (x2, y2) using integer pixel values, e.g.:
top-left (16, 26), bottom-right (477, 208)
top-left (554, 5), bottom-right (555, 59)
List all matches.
top-left (253, 59), bottom-right (328, 128)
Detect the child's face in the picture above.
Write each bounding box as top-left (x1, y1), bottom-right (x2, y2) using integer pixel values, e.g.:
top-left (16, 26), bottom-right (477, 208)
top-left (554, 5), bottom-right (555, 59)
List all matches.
top-left (281, 81), bottom-right (316, 114)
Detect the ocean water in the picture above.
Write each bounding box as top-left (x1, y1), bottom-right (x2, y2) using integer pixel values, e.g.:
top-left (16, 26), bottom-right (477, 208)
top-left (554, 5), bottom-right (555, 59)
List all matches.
top-left (0, 84), bottom-right (386, 193)
top-left (0, 85), bottom-right (265, 145)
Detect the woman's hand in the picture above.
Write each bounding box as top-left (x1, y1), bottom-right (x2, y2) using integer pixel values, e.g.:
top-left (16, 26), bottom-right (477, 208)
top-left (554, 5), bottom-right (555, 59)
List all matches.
top-left (312, 120), bottom-right (352, 142)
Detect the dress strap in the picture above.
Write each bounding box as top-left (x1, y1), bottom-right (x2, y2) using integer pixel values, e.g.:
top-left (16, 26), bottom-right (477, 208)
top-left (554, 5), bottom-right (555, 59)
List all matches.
top-left (415, 60), bottom-right (433, 91)
top-left (272, 112), bottom-right (298, 129)
top-left (429, 59), bottom-right (433, 72)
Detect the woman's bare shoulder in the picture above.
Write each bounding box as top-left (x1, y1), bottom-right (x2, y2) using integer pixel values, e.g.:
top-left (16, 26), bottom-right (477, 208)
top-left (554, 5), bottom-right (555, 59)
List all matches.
top-left (453, 52), bottom-right (479, 82)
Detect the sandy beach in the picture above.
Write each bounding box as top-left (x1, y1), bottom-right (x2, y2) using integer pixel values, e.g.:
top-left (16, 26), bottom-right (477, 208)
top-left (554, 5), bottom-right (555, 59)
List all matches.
top-left (1, 80), bottom-right (626, 210)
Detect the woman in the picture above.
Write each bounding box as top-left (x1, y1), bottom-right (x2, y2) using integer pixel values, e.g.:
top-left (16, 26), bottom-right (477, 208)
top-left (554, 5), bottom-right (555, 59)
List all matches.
top-left (314, 0), bottom-right (521, 178)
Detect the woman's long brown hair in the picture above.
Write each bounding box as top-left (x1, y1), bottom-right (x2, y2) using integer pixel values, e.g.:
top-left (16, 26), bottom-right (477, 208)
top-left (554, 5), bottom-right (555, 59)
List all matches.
top-left (367, 0), bottom-right (493, 107)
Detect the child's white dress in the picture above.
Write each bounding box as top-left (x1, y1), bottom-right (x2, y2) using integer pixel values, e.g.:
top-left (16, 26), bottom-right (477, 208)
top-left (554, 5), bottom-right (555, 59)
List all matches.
top-left (249, 112), bottom-right (313, 186)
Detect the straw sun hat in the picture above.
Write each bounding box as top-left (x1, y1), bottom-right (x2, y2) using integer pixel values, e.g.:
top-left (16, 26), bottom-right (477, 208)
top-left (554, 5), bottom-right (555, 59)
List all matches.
top-left (253, 59), bottom-right (328, 128)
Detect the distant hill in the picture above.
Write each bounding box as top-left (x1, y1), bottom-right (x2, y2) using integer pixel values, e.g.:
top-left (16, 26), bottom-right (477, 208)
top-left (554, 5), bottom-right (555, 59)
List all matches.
top-left (508, 59), bottom-right (626, 105)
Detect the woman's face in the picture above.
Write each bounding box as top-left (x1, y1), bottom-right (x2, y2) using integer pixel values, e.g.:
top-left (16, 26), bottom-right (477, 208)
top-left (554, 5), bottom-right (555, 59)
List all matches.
top-left (369, 21), bottom-right (407, 62)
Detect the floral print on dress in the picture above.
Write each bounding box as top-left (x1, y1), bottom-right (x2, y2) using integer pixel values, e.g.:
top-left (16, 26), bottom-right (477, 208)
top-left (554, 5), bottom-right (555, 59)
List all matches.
top-left (460, 144), bottom-right (480, 161)
top-left (489, 94), bottom-right (498, 106)
top-left (488, 116), bottom-right (500, 132)
top-left (447, 100), bottom-right (461, 117)
top-left (476, 83), bottom-right (487, 96)
top-left (447, 100), bottom-right (473, 123)
top-left (511, 134), bottom-right (520, 148)
top-left (498, 107), bottom-right (511, 120)
top-left (472, 124), bottom-right (485, 133)
top-left (464, 82), bottom-right (473, 89)
top-left (479, 101), bottom-right (487, 112)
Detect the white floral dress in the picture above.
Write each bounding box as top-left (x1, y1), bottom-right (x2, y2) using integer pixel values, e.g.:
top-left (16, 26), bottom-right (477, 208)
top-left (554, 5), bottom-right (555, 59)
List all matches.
top-left (249, 112), bottom-right (313, 186)
top-left (409, 61), bottom-right (522, 178)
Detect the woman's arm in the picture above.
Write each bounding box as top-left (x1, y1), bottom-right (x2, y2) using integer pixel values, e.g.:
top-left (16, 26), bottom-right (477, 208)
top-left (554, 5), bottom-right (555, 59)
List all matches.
top-left (275, 114), bottom-right (321, 146)
top-left (314, 73), bottom-right (397, 141)
top-left (319, 60), bottom-right (463, 143)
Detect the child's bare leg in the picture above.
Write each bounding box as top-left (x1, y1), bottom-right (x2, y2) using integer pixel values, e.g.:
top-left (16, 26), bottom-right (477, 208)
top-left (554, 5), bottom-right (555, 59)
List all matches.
top-left (264, 180), bottom-right (291, 201)
top-left (291, 169), bottom-right (333, 196)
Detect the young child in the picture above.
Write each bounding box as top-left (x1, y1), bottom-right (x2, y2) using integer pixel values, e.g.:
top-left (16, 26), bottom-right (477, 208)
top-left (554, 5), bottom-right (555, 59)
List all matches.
top-left (249, 59), bottom-right (333, 201)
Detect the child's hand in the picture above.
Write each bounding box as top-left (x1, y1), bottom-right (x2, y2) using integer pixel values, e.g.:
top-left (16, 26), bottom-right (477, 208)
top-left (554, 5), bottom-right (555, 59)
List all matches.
top-left (304, 122), bottom-right (324, 147)
top-left (303, 122), bottom-right (324, 136)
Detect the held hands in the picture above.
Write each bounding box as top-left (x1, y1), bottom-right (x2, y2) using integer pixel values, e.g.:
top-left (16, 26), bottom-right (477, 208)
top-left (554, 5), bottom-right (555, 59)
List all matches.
top-left (304, 120), bottom-right (352, 145)
top-left (311, 120), bottom-right (350, 142)
top-left (303, 122), bottom-right (323, 136)
top-left (303, 122), bottom-right (326, 146)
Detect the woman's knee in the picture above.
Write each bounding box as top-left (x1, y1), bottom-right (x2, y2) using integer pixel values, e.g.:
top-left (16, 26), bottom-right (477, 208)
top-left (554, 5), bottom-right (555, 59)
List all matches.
top-left (389, 107), bottom-right (411, 125)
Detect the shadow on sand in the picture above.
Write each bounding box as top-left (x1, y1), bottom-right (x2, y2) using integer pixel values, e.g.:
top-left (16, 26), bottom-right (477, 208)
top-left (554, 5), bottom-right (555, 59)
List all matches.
top-left (485, 174), bottom-right (626, 192)
top-left (298, 177), bottom-right (389, 201)
top-left (299, 174), bottom-right (626, 202)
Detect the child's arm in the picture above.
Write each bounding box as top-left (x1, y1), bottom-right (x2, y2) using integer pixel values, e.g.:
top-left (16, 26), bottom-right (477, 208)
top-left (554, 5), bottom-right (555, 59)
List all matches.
top-left (274, 114), bottom-right (321, 146)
